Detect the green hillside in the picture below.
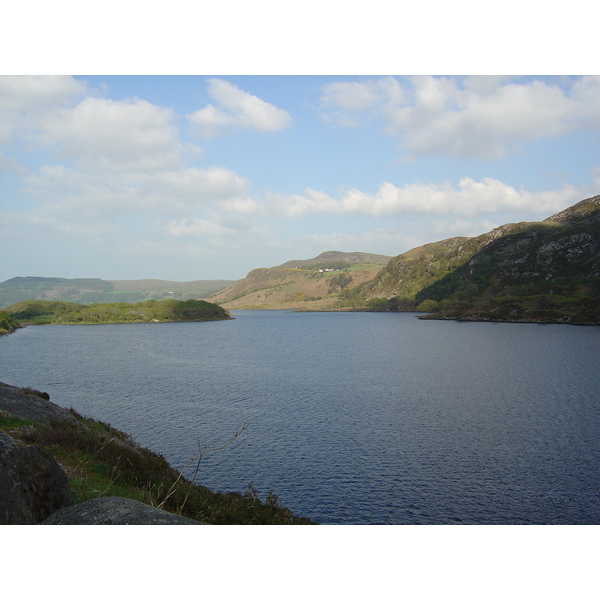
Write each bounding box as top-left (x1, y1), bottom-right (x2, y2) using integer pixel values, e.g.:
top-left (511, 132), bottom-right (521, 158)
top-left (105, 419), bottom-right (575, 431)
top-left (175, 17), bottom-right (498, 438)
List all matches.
top-left (361, 194), bottom-right (600, 324)
top-left (4, 299), bottom-right (231, 326)
top-left (209, 251), bottom-right (390, 310)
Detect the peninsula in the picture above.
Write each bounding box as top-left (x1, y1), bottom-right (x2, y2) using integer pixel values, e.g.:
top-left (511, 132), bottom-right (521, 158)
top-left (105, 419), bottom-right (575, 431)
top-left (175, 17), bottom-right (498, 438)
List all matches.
top-left (2, 298), bottom-right (231, 328)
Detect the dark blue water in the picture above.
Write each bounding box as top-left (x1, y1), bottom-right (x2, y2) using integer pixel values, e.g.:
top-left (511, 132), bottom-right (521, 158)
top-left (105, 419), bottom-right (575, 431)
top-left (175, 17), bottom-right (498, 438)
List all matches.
top-left (2, 310), bottom-right (600, 524)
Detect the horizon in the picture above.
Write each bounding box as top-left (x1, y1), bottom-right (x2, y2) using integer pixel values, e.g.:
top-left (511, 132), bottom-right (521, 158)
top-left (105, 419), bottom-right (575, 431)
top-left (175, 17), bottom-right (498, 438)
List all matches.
top-left (0, 187), bottom-right (593, 287)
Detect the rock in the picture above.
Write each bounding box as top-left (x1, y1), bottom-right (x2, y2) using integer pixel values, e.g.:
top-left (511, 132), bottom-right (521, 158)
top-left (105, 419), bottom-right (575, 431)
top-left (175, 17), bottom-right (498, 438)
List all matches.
top-left (41, 496), bottom-right (206, 525)
top-left (0, 381), bottom-right (77, 425)
top-left (0, 431), bottom-right (73, 524)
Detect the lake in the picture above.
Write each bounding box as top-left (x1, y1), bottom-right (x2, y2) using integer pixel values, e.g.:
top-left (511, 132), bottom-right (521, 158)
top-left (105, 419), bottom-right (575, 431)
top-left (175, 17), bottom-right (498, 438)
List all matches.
top-left (2, 310), bottom-right (600, 524)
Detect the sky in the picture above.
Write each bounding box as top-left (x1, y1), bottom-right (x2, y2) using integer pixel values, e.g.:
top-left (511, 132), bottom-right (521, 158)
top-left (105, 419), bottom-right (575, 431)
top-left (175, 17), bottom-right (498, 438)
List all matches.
top-left (1, 73), bottom-right (599, 283)
top-left (1, 2), bottom-right (599, 285)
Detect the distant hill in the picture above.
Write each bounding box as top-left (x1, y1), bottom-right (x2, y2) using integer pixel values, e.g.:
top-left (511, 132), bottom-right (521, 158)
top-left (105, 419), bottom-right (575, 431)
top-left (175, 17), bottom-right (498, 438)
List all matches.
top-left (359, 194), bottom-right (600, 324)
top-left (0, 277), bottom-right (233, 309)
top-left (208, 251), bottom-right (391, 310)
top-left (278, 251), bottom-right (391, 269)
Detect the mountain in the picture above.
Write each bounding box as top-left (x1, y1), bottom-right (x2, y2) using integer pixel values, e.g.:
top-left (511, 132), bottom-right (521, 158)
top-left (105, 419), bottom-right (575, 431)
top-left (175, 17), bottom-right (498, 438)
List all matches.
top-left (208, 251), bottom-right (391, 310)
top-left (0, 276), bottom-right (233, 309)
top-left (362, 194), bottom-right (600, 324)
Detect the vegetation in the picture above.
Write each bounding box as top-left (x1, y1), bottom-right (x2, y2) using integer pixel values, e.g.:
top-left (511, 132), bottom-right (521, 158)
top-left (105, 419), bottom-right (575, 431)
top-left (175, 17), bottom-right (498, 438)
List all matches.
top-left (0, 406), bottom-right (315, 524)
top-left (0, 310), bottom-right (20, 335)
top-left (4, 298), bottom-right (231, 326)
top-left (359, 194), bottom-right (600, 324)
top-left (412, 214), bottom-right (600, 324)
top-left (210, 252), bottom-right (388, 311)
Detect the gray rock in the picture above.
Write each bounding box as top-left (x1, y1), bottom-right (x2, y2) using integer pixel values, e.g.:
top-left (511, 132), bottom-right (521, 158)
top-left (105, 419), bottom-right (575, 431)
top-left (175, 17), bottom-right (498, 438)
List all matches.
top-left (0, 381), bottom-right (77, 425)
top-left (0, 431), bottom-right (73, 524)
top-left (41, 496), bottom-right (206, 525)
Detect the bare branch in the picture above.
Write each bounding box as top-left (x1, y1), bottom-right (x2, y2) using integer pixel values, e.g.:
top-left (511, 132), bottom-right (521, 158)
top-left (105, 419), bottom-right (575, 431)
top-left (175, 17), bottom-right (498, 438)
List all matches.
top-left (157, 422), bottom-right (250, 512)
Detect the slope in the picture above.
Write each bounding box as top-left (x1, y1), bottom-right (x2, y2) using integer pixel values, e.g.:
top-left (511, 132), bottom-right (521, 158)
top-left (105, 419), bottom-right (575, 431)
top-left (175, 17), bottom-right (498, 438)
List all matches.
top-left (414, 195), bottom-right (600, 323)
top-left (359, 194), bottom-right (599, 323)
top-left (208, 251), bottom-right (391, 310)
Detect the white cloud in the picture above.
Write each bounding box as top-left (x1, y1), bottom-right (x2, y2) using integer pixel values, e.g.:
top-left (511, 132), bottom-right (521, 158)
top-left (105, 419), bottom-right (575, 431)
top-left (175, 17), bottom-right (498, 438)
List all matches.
top-left (1, 80), bottom-right (256, 255)
top-left (0, 75), bottom-right (87, 143)
top-left (165, 197), bottom-right (268, 240)
top-left (139, 167), bottom-right (250, 208)
top-left (164, 216), bottom-right (278, 251)
top-left (318, 77), bottom-right (404, 127)
top-left (570, 75), bottom-right (600, 127)
top-left (272, 178), bottom-right (581, 219)
top-left (188, 78), bottom-right (292, 138)
top-left (0, 75), bottom-right (87, 113)
top-left (318, 76), bottom-right (598, 160)
top-left (23, 164), bottom-right (250, 220)
top-left (34, 96), bottom-right (186, 171)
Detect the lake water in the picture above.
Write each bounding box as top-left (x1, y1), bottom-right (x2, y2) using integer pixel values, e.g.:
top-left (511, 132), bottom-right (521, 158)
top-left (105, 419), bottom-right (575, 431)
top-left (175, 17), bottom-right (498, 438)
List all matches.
top-left (2, 310), bottom-right (600, 524)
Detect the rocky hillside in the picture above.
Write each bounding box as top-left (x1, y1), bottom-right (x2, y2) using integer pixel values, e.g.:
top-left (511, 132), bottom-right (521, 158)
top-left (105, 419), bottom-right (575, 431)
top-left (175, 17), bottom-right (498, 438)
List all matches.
top-left (363, 194), bottom-right (600, 324)
top-left (208, 251), bottom-right (390, 310)
top-left (0, 276), bottom-right (232, 309)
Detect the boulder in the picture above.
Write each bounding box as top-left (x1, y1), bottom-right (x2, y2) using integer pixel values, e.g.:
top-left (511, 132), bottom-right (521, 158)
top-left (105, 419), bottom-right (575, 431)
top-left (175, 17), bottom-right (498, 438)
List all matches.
top-left (41, 496), bottom-right (206, 525)
top-left (0, 382), bottom-right (77, 425)
top-left (0, 431), bottom-right (73, 524)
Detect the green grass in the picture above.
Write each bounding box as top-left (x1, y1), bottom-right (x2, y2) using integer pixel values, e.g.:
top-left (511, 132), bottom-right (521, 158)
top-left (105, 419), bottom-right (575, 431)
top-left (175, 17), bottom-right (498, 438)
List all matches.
top-left (1, 409), bottom-right (315, 524)
top-left (0, 413), bottom-right (37, 429)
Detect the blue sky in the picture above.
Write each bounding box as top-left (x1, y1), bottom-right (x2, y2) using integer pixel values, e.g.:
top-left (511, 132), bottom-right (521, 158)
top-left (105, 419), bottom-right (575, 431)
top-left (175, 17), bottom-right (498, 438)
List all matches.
top-left (1, 1), bottom-right (598, 284)
top-left (1, 73), bottom-right (599, 282)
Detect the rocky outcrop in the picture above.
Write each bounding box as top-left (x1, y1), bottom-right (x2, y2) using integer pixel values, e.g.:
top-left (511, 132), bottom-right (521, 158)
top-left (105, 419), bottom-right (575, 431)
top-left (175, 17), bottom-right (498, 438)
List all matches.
top-left (0, 431), bottom-right (73, 524)
top-left (412, 196), bottom-right (600, 324)
top-left (0, 382), bottom-right (207, 525)
top-left (0, 382), bottom-right (77, 425)
top-left (41, 496), bottom-right (205, 525)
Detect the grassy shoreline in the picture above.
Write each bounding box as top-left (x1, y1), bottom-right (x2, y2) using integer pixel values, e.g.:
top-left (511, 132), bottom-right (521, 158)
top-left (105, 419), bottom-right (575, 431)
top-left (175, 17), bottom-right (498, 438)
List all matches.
top-left (1, 385), bottom-right (315, 525)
